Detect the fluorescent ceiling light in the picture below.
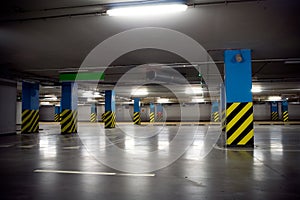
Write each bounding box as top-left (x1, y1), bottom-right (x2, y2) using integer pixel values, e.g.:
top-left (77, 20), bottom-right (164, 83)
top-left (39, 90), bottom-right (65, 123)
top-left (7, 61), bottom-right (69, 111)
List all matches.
top-left (268, 96), bottom-right (282, 101)
top-left (131, 88), bottom-right (148, 96)
top-left (191, 98), bottom-right (205, 103)
top-left (157, 98), bottom-right (169, 103)
top-left (107, 4), bottom-right (188, 17)
top-left (284, 60), bottom-right (300, 64)
top-left (251, 86), bottom-right (262, 93)
top-left (40, 102), bottom-right (51, 106)
top-left (185, 87), bottom-right (203, 94)
top-left (87, 98), bottom-right (97, 102)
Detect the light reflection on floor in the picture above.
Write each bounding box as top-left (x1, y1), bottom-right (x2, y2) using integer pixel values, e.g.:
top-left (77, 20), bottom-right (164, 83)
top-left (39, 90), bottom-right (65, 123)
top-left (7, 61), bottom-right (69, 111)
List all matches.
top-left (0, 123), bottom-right (299, 199)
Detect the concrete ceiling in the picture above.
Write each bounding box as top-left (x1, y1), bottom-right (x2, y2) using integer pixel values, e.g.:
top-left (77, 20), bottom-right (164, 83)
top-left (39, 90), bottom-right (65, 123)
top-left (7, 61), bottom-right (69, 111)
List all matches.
top-left (2, 0), bottom-right (300, 103)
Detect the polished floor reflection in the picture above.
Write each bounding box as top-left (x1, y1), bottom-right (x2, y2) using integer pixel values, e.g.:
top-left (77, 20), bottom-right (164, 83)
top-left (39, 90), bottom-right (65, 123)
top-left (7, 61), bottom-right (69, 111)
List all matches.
top-left (0, 123), bottom-right (300, 200)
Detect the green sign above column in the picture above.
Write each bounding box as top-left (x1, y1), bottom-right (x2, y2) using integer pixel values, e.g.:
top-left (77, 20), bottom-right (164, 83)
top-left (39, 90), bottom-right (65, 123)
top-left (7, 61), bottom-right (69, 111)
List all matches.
top-left (59, 72), bottom-right (104, 81)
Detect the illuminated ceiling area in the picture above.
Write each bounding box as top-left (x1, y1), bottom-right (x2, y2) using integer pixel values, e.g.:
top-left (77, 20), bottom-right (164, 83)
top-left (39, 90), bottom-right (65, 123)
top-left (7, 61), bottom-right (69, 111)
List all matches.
top-left (2, 0), bottom-right (300, 105)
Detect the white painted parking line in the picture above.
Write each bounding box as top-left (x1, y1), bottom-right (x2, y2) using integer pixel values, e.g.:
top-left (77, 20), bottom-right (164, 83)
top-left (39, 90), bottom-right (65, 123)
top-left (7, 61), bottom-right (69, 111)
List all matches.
top-left (19, 145), bottom-right (35, 148)
top-left (33, 169), bottom-right (155, 177)
top-left (62, 146), bottom-right (81, 150)
top-left (0, 144), bottom-right (14, 148)
top-left (34, 169), bottom-right (116, 175)
top-left (117, 173), bottom-right (155, 177)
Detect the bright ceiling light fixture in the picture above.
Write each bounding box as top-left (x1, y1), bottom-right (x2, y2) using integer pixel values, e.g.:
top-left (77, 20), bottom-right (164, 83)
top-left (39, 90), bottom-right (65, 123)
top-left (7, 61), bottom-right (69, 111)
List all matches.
top-left (191, 97), bottom-right (205, 103)
top-left (131, 88), bottom-right (148, 96)
top-left (185, 87), bottom-right (203, 94)
top-left (251, 86), bottom-right (262, 93)
top-left (157, 98), bottom-right (169, 103)
top-left (268, 96), bottom-right (282, 101)
top-left (107, 3), bottom-right (188, 17)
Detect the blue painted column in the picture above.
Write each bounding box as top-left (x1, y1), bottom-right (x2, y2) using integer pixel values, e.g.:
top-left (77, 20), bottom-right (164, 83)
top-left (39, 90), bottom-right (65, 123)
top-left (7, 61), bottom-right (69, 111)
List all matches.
top-left (156, 104), bottom-right (163, 122)
top-left (281, 101), bottom-right (288, 122)
top-left (90, 103), bottom-right (97, 122)
top-left (21, 82), bottom-right (39, 133)
top-left (211, 101), bottom-right (219, 122)
top-left (60, 82), bottom-right (78, 134)
top-left (54, 106), bottom-right (60, 122)
top-left (133, 98), bottom-right (141, 125)
top-left (104, 90), bottom-right (116, 128)
top-left (224, 49), bottom-right (254, 147)
top-left (271, 101), bottom-right (279, 121)
top-left (149, 103), bottom-right (155, 123)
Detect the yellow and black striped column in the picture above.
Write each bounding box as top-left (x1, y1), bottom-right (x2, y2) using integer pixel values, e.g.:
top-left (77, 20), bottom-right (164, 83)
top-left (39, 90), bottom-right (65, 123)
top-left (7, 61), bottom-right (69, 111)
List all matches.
top-left (21, 110), bottom-right (39, 133)
top-left (213, 112), bottom-right (219, 122)
top-left (225, 102), bottom-right (254, 147)
top-left (149, 103), bottom-right (155, 123)
top-left (270, 101), bottom-right (279, 121)
top-left (271, 112), bottom-right (279, 121)
top-left (281, 100), bottom-right (288, 122)
top-left (282, 111), bottom-right (288, 122)
top-left (61, 109), bottom-right (78, 134)
top-left (90, 113), bottom-right (97, 122)
top-left (221, 110), bottom-right (226, 132)
top-left (133, 112), bottom-right (141, 125)
top-left (90, 103), bottom-right (97, 123)
top-left (102, 112), bottom-right (106, 122)
top-left (54, 113), bottom-right (60, 122)
top-left (104, 111), bottom-right (116, 128)
top-left (21, 81), bottom-right (39, 134)
top-left (150, 112), bottom-right (155, 123)
top-left (54, 106), bottom-right (61, 122)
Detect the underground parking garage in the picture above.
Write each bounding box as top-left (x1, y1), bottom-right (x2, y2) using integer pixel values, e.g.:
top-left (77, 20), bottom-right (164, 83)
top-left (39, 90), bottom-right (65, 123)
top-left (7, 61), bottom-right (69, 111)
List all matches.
top-left (1, 0), bottom-right (300, 199)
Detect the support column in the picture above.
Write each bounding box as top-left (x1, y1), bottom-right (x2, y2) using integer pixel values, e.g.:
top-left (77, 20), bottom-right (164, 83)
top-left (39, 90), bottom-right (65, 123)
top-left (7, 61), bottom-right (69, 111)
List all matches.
top-left (224, 49), bottom-right (254, 147)
top-left (21, 82), bottom-right (39, 134)
top-left (149, 103), bottom-right (155, 123)
top-left (220, 84), bottom-right (226, 131)
top-left (60, 82), bottom-right (78, 134)
top-left (156, 104), bottom-right (163, 122)
top-left (90, 103), bottom-right (97, 122)
top-left (211, 101), bottom-right (219, 122)
top-left (133, 98), bottom-right (141, 125)
top-left (271, 101), bottom-right (279, 121)
top-left (104, 90), bottom-right (116, 128)
top-left (54, 106), bottom-right (60, 122)
top-left (282, 101), bottom-right (288, 122)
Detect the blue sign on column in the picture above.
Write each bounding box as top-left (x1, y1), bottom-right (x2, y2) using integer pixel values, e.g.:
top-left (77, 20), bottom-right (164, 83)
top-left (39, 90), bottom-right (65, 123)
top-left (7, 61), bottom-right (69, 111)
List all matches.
top-left (60, 82), bottom-right (78, 134)
top-left (150, 103), bottom-right (155, 113)
top-left (224, 49), bottom-right (254, 147)
top-left (21, 82), bottom-right (39, 133)
top-left (134, 98), bottom-right (140, 112)
top-left (104, 90), bottom-right (116, 128)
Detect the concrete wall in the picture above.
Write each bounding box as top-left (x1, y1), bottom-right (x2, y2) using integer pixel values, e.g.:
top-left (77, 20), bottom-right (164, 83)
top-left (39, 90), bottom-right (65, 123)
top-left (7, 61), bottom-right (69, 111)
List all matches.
top-left (289, 104), bottom-right (300, 120)
top-left (78, 105), bottom-right (90, 122)
top-left (0, 79), bottom-right (17, 134)
top-left (253, 103), bottom-right (270, 121)
top-left (16, 101), bottom-right (22, 125)
top-left (39, 106), bottom-right (55, 121)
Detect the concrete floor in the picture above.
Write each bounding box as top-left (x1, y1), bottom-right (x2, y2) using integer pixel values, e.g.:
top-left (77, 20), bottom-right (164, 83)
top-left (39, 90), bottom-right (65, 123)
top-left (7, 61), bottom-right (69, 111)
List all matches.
top-left (0, 123), bottom-right (300, 200)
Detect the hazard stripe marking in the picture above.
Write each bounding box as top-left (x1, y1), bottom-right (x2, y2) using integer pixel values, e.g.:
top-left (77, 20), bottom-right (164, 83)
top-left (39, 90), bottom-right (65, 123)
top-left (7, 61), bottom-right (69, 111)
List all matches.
top-left (225, 102), bottom-right (254, 147)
